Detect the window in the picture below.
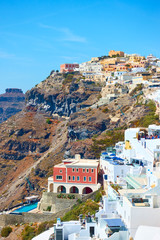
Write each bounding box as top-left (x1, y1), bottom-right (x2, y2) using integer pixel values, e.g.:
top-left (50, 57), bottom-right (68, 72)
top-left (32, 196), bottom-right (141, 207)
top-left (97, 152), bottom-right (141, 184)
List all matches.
top-left (89, 177), bottom-right (92, 182)
top-left (72, 168), bottom-right (75, 172)
top-left (60, 170), bottom-right (62, 173)
top-left (86, 168), bottom-right (89, 173)
top-left (68, 176), bottom-right (71, 181)
top-left (73, 176), bottom-right (75, 181)
top-left (83, 168), bottom-right (85, 173)
top-left (83, 176), bottom-right (86, 182)
top-left (76, 168), bottom-right (79, 172)
top-left (77, 176), bottom-right (80, 181)
top-left (56, 175), bottom-right (62, 180)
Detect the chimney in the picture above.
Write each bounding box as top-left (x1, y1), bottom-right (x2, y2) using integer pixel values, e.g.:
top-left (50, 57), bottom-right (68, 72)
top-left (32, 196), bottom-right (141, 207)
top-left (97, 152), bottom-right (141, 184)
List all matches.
top-left (75, 154), bottom-right (81, 160)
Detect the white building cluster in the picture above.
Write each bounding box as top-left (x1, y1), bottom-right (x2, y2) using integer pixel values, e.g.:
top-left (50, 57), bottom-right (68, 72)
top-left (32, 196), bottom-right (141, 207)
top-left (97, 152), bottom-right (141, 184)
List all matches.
top-left (34, 124), bottom-right (160, 240)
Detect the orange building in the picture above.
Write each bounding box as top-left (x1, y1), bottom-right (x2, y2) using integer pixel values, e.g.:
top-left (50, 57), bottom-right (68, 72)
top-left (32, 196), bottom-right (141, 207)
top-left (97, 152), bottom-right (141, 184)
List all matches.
top-left (109, 50), bottom-right (124, 57)
top-left (130, 60), bottom-right (147, 68)
top-left (103, 64), bottom-right (116, 72)
top-left (115, 64), bottom-right (129, 71)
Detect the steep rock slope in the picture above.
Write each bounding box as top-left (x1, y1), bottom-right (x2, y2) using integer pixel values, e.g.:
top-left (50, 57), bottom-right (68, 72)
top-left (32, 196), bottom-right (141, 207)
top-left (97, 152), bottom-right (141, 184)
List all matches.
top-left (0, 73), bottom-right (159, 210)
top-left (0, 110), bottom-right (68, 210)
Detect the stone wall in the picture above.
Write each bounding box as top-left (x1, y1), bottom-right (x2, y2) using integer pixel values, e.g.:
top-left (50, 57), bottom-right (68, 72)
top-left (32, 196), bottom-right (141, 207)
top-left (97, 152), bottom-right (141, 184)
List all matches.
top-left (39, 190), bottom-right (99, 213)
top-left (38, 192), bottom-right (80, 212)
top-left (0, 207), bottom-right (72, 227)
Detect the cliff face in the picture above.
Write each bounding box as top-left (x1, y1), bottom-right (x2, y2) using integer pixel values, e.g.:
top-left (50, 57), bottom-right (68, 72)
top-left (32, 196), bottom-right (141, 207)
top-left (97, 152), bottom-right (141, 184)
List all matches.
top-left (0, 72), bottom-right (157, 211)
top-left (25, 72), bottom-right (101, 116)
top-left (0, 88), bottom-right (25, 123)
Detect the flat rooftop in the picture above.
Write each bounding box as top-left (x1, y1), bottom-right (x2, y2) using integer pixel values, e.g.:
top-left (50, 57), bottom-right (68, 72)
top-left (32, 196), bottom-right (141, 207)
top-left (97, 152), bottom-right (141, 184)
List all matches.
top-left (54, 158), bottom-right (99, 168)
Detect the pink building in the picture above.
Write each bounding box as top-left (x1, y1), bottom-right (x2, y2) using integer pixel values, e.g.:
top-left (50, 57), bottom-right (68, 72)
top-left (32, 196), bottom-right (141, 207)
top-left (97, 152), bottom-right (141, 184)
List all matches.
top-left (48, 154), bottom-right (100, 194)
top-left (60, 63), bottom-right (79, 73)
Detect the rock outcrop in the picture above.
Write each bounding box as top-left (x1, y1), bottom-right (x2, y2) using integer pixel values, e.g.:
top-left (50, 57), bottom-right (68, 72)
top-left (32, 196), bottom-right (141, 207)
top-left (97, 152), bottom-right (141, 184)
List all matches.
top-left (0, 88), bottom-right (25, 123)
top-left (25, 72), bottom-right (101, 116)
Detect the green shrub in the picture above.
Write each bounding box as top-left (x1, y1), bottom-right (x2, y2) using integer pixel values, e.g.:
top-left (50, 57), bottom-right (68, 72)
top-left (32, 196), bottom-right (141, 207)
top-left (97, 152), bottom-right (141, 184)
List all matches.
top-left (46, 118), bottom-right (52, 124)
top-left (94, 191), bottom-right (102, 202)
top-left (77, 199), bottom-right (82, 204)
top-left (57, 193), bottom-right (63, 198)
top-left (68, 194), bottom-right (75, 199)
top-left (67, 194), bottom-right (72, 199)
top-left (22, 226), bottom-right (36, 240)
top-left (37, 222), bottom-right (49, 235)
top-left (46, 206), bottom-right (51, 211)
top-left (1, 226), bottom-right (12, 237)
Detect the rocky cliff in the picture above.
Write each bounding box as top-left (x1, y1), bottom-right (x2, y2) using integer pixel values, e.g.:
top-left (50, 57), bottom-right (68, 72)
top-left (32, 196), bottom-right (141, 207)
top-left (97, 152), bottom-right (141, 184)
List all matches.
top-left (0, 88), bottom-right (25, 123)
top-left (0, 72), bottom-right (158, 211)
top-left (25, 72), bottom-right (102, 116)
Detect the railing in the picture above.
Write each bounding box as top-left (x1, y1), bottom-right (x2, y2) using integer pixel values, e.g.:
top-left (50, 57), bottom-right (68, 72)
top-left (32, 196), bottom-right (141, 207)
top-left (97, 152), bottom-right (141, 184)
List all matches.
top-left (126, 174), bottom-right (141, 188)
top-left (146, 147), bottom-right (154, 157)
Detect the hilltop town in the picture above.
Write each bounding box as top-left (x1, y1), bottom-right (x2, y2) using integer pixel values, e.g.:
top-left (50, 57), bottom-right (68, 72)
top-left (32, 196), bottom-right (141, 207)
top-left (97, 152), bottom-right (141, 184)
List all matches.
top-left (60, 50), bottom-right (160, 87)
top-left (1, 50), bottom-right (160, 240)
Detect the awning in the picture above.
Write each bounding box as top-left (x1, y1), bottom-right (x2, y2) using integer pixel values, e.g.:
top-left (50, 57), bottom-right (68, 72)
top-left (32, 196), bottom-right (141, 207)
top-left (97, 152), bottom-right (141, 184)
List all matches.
top-left (104, 218), bottom-right (125, 227)
top-left (25, 195), bottom-right (39, 200)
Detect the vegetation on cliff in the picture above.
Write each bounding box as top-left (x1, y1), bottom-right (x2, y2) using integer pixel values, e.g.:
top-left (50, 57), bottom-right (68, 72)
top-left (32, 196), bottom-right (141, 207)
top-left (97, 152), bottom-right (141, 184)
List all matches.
top-left (131, 100), bottom-right (159, 127)
top-left (1, 226), bottom-right (12, 237)
top-left (91, 129), bottom-right (124, 158)
top-left (61, 199), bottom-right (99, 221)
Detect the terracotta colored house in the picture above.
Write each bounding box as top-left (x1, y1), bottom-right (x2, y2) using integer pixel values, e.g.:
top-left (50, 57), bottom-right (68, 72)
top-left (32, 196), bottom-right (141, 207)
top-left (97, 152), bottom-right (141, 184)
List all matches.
top-left (60, 63), bottom-right (79, 73)
top-left (48, 154), bottom-right (100, 194)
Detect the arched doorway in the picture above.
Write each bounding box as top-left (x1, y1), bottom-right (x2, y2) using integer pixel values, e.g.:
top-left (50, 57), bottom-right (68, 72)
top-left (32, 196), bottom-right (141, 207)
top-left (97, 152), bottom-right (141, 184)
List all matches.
top-left (49, 183), bottom-right (53, 192)
top-left (70, 186), bottom-right (79, 194)
top-left (57, 185), bottom-right (66, 193)
top-left (82, 187), bottom-right (93, 194)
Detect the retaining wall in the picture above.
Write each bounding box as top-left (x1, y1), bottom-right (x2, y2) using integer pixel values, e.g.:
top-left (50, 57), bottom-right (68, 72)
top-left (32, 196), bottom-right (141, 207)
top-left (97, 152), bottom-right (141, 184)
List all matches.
top-left (0, 207), bottom-right (71, 227)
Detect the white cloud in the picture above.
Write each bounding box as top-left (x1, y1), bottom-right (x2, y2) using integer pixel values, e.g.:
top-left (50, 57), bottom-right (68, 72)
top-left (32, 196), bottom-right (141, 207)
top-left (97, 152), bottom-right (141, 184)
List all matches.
top-left (39, 24), bottom-right (86, 43)
top-left (0, 51), bottom-right (15, 59)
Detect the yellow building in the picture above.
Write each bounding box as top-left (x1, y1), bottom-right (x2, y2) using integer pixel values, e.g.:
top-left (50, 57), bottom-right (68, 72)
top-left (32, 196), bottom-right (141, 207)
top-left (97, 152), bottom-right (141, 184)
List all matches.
top-left (109, 50), bottom-right (124, 57)
top-left (129, 55), bottom-right (145, 62)
top-left (100, 58), bottom-right (118, 66)
top-left (130, 61), bottom-right (147, 68)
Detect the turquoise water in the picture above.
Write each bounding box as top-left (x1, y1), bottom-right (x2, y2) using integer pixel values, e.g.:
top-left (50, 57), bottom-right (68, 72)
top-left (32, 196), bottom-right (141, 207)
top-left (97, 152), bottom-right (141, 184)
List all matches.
top-left (11, 202), bottom-right (38, 213)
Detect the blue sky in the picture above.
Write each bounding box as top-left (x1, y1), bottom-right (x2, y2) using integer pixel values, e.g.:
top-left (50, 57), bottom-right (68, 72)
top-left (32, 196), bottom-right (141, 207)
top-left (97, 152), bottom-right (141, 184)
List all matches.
top-left (0, 0), bottom-right (160, 94)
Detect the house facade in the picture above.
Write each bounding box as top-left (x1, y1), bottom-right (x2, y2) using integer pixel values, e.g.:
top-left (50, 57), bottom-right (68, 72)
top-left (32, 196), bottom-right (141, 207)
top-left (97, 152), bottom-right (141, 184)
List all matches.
top-left (48, 154), bottom-right (100, 194)
top-left (60, 63), bottom-right (79, 73)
